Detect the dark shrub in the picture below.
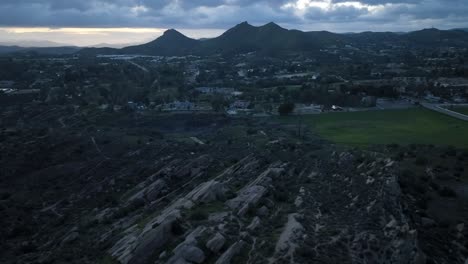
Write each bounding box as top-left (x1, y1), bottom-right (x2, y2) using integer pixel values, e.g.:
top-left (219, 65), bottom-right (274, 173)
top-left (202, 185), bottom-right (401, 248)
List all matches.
top-left (278, 102), bottom-right (295, 115)
top-left (415, 156), bottom-right (428, 166)
top-left (438, 186), bottom-right (457, 197)
top-left (445, 147), bottom-right (456, 157)
top-left (189, 209), bottom-right (208, 221)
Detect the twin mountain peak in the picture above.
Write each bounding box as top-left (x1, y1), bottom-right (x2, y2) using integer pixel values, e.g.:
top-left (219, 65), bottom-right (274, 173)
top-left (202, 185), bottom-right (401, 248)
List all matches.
top-left (80, 22), bottom-right (468, 56)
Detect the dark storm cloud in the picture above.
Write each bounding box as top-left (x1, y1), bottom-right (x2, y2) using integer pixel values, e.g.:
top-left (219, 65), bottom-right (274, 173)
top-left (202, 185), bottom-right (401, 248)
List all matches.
top-left (0, 0), bottom-right (466, 31)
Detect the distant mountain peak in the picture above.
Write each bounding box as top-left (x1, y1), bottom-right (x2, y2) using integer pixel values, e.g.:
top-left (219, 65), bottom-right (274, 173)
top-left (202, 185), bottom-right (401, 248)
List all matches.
top-left (260, 22), bottom-right (287, 32)
top-left (421, 28), bottom-right (440, 32)
top-left (77, 22), bottom-right (468, 57)
top-left (234, 21), bottom-right (254, 29)
top-left (263, 22), bottom-right (282, 28)
top-left (163, 29), bottom-right (184, 37)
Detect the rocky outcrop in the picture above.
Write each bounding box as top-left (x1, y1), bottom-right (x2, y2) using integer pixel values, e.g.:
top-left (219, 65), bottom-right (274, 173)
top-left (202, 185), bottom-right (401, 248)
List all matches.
top-left (166, 227), bottom-right (207, 264)
top-left (274, 213), bottom-right (304, 260)
top-left (206, 233), bottom-right (226, 253)
top-left (128, 179), bottom-right (167, 203)
top-left (298, 154), bottom-right (424, 264)
top-left (173, 155), bottom-right (211, 179)
top-left (109, 209), bottom-right (181, 264)
top-left (247, 216), bottom-right (261, 231)
top-left (185, 180), bottom-right (225, 203)
top-left (226, 185), bottom-right (266, 216)
top-left (7, 104), bottom-right (458, 264)
top-left (215, 241), bottom-right (246, 264)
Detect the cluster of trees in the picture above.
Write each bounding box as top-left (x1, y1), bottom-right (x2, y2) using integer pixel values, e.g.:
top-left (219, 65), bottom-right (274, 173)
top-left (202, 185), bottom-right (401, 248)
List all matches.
top-left (278, 102), bottom-right (295, 115)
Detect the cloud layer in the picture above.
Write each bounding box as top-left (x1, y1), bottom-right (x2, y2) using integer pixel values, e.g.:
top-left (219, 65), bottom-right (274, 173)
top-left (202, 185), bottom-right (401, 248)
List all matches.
top-left (0, 0), bottom-right (467, 46)
top-left (0, 0), bottom-right (466, 31)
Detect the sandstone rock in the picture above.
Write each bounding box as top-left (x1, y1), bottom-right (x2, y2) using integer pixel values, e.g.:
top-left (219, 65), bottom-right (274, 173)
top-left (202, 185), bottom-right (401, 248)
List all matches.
top-left (185, 180), bottom-right (225, 203)
top-left (243, 166), bottom-right (284, 188)
top-left (110, 210), bottom-right (181, 264)
top-left (215, 241), bottom-right (246, 264)
top-left (145, 179), bottom-right (167, 201)
top-left (208, 212), bottom-right (229, 222)
top-left (226, 185), bottom-right (266, 216)
top-left (247, 216), bottom-right (261, 231)
top-left (179, 246), bottom-right (205, 263)
top-left (171, 258), bottom-right (190, 264)
top-left (166, 227), bottom-right (207, 264)
top-left (60, 232), bottom-right (79, 245)
top-left (257, 206), bottom-right (269, 216)
top-left (294, 196), bottom-right (303, 207)
top-left (173, 155), bottom-right (211, 179)
top-left (128, 179), bottom-right (167, 203)
top-left (240, 231), bottom-right (248, 239)
top-left (206, 233), bottom-right (226, 253)
top-left (275, 213), bottom-right (304, 254)
top-left (128, 220), bottom-right (177, 264)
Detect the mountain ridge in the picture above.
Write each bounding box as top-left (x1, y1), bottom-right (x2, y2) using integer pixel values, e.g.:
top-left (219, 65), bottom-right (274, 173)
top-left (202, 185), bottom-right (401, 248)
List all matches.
top-left (4, 22), bottom-right (468, 56)
top-left (79, 22), bottom-right (468, 56)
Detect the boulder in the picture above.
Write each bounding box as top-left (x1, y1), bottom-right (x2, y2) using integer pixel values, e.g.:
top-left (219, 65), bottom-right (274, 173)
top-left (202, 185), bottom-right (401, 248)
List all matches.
top-left (127, 179), bottom-right (167, 203)
top-left (275, 214), bottom-right (304, 254)
top-left (208, 212), bottom-right (229, 222)
top-left (60, 232), bottom-right (79, 245)
top-left (294, 196), bottom-right (303, 207)
top-left (226, 185), bottom-right (266, 216)
top-left (166, 227), bottom-right (207, 264)
top-left (206, 233), bottom-right (226, 253)
top-left (111, 210), bottom-right (181, 264)
top-left (186, 180), bottom-right (225, 203)
top-left (179, 246), bottom-right (205, 263)
top-left (257, 206), bottom-right (269, 216)
top-left (145, 179), bottom-right (167, 201)
top-left (247, 216), bottom-right (261, 231)
top-left (215, 241), bottom-right (246, 264)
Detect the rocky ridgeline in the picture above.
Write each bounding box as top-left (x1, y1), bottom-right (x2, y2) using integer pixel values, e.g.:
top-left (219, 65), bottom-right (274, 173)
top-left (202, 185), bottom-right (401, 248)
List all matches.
top-left (4, 139), bottom-right (432, 263)
top-left (100, 148), bottom-right (426, 264)
top-left (2, 106), bottom-right (466, 264)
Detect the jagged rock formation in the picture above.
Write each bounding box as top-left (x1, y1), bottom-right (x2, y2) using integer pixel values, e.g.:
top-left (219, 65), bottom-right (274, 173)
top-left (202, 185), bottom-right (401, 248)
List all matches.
top-left (1, 106), bottom-right (467, 264)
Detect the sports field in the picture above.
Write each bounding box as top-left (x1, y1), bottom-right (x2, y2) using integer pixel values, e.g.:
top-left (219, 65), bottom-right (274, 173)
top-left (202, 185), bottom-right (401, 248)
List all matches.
top-left (278, 108), bottom-right (468, 148)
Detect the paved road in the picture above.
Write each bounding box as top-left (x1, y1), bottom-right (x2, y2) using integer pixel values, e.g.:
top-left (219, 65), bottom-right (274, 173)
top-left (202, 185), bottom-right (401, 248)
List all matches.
top-left (128, 61), bottom-right (149, 73)
top-left (421, 103), bottom-right (468, 121)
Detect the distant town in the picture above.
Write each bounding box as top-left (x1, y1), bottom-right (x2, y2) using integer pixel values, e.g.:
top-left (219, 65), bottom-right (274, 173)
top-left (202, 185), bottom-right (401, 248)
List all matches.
top-left (1, 32), bottom-right (468, 119)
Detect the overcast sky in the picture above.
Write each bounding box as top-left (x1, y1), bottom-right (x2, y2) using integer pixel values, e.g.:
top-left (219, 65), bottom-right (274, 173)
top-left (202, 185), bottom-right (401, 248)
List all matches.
top-left (0, 0), bottom-right (467, 46)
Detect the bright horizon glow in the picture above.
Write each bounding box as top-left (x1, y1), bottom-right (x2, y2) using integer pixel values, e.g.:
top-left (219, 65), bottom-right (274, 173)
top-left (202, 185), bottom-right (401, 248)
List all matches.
top-left (0, 0), bottom-right (465, 47)
top-left (0, 27), bottom-right (225, 47)
top-left (0, 21), bottom-right (461, 47)
top-left (4, 27), bottom-right (165, 34)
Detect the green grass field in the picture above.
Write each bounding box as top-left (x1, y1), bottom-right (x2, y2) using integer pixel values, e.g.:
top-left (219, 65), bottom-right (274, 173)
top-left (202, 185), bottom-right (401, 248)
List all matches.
top-left (278, 108), bottom-right (468, 148)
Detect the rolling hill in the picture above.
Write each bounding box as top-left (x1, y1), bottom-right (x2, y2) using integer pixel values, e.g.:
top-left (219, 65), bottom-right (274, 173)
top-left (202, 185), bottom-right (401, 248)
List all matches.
top-left (0, 45), bottom-right (81, 55)
top-left (122, 29), bottom-right (200, 56)
top-left (70, 23), bottom-right (468, 56)
top-left (3, 23), bottom-right (468, 56)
